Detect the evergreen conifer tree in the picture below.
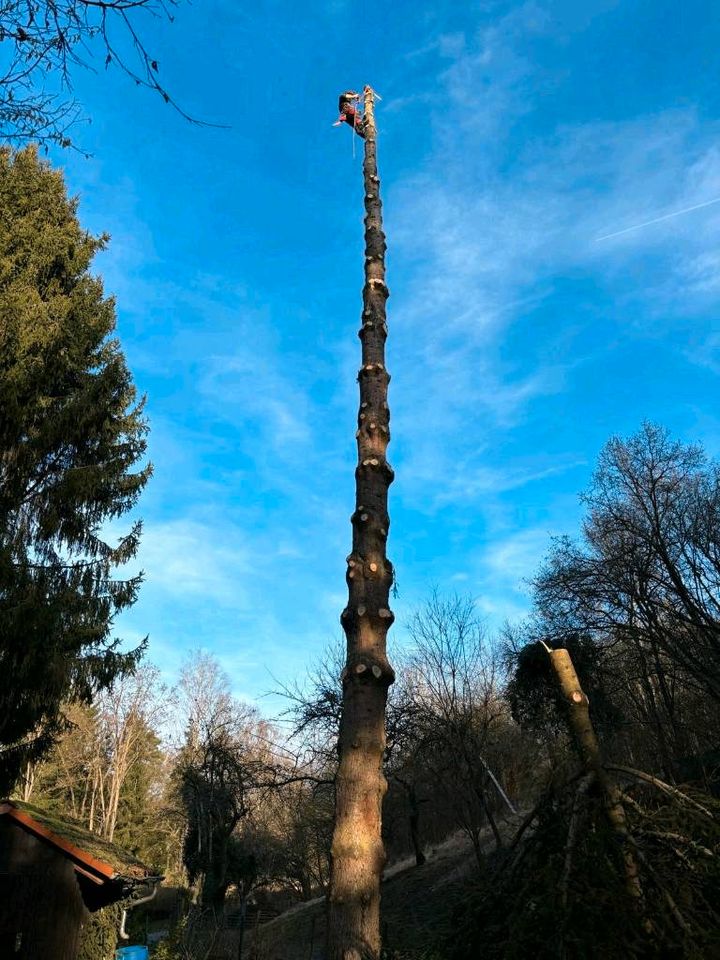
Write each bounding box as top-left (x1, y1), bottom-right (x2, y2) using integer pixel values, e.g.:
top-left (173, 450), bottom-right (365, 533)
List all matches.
top-left (0, 146), bottom-right (150, 793)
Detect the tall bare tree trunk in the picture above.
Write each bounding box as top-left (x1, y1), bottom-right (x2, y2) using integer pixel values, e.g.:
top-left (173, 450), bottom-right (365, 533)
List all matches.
top-left (403, 781), bottom-right (426, 868)
top-left (21, 762), bottom-right (35, 802)
top-left (328, 85), bottom-right (396, 960)
top-left (88, 774), bottom-right (97, 832)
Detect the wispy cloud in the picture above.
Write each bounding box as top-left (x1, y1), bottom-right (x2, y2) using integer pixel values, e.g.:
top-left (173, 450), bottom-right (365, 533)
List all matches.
top-left (384, 6), bottom-right (720, 516)
top-left (138, 518), bottom-right (252, 607)
top-left (483, 527), bottom-right (552, 584)
top-left (438, 456), bottom-right (586, 504)
top-left (679, 252), bottom-right (720, 297)
top-left (684, 332), bottom-right (720, 375)
top-left (200, 351), bottom-right (311, 450)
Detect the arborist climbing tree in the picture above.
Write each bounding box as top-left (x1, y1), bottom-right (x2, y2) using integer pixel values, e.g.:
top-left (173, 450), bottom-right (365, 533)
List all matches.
top-left (333, 91), bottom-right (366, 138)
top-left (328, 85), bottom-right (395, 960)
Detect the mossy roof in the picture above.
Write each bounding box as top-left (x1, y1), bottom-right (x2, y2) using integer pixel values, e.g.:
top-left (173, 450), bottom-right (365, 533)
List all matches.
top-left (1, 799), bottom-right (155, 881)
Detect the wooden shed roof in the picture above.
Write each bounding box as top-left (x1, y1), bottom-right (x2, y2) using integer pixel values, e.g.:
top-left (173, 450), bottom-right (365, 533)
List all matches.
top-left (0, 800), bottom-right (154, 884)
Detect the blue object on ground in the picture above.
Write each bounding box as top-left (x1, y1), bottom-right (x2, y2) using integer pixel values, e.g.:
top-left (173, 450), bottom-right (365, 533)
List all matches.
top-left (116, 947), bottom-right (149, 960)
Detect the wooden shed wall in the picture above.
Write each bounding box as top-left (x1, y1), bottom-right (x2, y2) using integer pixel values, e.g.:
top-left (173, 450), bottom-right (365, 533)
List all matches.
top-left (0, 819), bottom-right (87, 959)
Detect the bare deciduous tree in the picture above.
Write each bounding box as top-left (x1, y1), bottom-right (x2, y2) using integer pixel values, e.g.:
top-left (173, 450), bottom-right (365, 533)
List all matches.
top-left (176, 653), bottom-right (255, 908)
top-left (406, 593), bottom-right (517, 863)
top-left (97, 664), bottom-right (169, 841)
top-left (0, 0), bottom-right (203, 146)
top-left (534, 423), bottom-right (720, 705)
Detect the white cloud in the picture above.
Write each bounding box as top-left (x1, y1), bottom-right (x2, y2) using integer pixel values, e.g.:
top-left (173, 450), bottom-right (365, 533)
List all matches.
top-left (138, 518), bottom-right (251, 607)
top-left (483, 527), bottom-right (552, 584)
top-left (201, 351), bottom-right (310, 449)
top-left (680, 251), bottom-right (720, 296)
top-left (684, 333), bottom-right (720, 375)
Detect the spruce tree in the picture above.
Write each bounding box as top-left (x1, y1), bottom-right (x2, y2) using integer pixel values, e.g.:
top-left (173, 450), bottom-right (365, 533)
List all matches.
top-left (0, 146), bottom-right (150, 793)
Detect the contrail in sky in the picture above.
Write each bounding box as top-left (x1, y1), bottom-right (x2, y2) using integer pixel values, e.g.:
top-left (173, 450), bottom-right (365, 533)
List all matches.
top-left (595, 195), bottom-right (720, 241)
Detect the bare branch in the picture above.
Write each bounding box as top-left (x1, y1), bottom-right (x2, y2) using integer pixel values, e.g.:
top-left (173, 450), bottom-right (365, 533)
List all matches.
top-left (0, 0), bottom-right (223, 146)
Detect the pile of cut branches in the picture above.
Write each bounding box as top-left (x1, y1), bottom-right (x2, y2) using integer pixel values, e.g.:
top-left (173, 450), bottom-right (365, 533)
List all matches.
top-left (453, 728), bottom-right (720, 960)
top-left (454, 644), bottom-right (720, 959)
top-left (452, 762), bottom-right (720, 959)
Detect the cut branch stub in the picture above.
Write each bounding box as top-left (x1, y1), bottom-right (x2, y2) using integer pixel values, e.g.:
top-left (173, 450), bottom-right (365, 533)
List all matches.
top-left (344, 653), bottom-right (395, 687)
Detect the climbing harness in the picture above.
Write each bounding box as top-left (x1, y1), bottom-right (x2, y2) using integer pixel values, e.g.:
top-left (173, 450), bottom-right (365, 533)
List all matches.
top-left (333, 90), bottom-right (366, 140)
top-left (333, 88), bottom-right (383, 157)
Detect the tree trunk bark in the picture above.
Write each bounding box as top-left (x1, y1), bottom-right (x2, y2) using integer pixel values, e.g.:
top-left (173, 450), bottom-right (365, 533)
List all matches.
top-left (475, 780), bottom-right (503, 851)
top-left (88, 775), bottom-right (96, 832)
top-left (407, 785), bottom-right (426, 867)
top-left (328, 85), bottom-right (396, 960)
top-left (21, 762), bottom-right (34, 802)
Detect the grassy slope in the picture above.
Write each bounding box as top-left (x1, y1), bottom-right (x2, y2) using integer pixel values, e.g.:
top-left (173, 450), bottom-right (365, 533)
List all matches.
top-left (250, 830), bottom-right (502, 960)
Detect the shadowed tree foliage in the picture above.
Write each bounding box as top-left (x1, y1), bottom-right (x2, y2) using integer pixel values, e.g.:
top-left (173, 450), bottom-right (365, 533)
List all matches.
top-left (179, 729), bottom-right (255, 910)
top-left (0, 146), bottom-right (150, 792)
top-left (77, 901), bottom-right (124, 960)
top-left (174, 652), bottom-right (269, 910)
top-left (453, 775), bottom-right (720, 960)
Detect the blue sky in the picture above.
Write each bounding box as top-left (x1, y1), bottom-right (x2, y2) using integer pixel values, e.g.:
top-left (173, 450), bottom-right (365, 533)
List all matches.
top-left (53, 0), bottom-right (720, 708)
